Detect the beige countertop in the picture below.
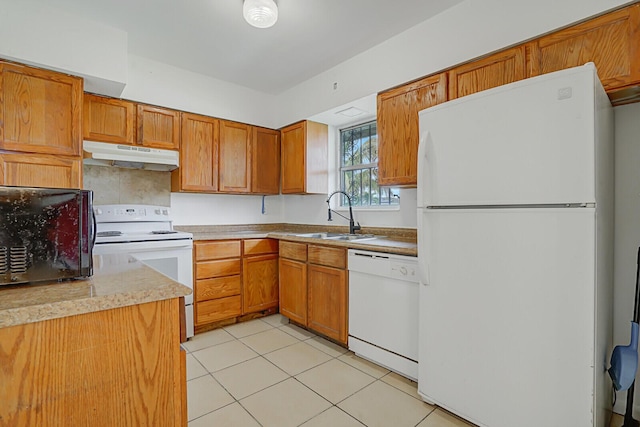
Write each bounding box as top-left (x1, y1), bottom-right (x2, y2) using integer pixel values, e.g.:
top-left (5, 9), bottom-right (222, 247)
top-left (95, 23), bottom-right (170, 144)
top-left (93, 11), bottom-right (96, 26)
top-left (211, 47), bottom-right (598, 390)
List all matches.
top-left (0, 254), bottom-right (191, 329)
top-left (176, 224), bottom-right (418, 257)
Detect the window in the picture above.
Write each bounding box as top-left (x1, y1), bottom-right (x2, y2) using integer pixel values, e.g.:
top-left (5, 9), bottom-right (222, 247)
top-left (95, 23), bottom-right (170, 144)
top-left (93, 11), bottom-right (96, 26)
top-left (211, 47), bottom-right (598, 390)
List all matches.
top-left (339, 121), bottom-right (399, 207)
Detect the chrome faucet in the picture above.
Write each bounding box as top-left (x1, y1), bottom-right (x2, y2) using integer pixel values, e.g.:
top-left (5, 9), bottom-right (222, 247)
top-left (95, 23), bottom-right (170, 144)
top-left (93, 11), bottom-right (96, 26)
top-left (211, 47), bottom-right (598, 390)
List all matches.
top-left (326, 190), bottom-right (361, 235)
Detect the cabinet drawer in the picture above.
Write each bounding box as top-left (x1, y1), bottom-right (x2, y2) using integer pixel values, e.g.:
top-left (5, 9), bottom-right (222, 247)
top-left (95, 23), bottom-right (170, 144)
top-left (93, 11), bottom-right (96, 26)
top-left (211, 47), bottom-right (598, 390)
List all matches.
top-left (308, 245), bottom-right (347, 269)
top-left (196, 259), bottom-right (241, 280)
top-left (244, 238), bottom-right (279, 255)
top-left (196, 296), bottom-right (242, 324)
top-left (195, 240), bottom-right (241, 261)
top-left (196, 276), bottom-right (241, 302)
top-left (280, 241), bottom-right (307, 262)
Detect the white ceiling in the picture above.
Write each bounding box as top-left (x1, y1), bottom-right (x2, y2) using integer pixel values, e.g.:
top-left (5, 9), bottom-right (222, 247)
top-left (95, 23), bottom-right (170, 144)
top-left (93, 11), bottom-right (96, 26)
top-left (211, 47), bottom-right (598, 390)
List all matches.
top-left (41, 0), bottom-right (462, 95)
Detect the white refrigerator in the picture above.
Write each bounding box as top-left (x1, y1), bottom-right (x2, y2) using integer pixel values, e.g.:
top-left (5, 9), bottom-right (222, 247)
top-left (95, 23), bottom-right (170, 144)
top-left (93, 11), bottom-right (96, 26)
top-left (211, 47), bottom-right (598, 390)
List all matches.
top-left (417, 63), bottom-right (614, 427)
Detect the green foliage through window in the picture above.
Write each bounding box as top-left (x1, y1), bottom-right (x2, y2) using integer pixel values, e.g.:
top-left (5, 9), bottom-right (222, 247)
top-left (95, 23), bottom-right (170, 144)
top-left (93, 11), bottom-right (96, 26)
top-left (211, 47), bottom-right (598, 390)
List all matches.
top-left (340, 121), bottom-right (399, 207)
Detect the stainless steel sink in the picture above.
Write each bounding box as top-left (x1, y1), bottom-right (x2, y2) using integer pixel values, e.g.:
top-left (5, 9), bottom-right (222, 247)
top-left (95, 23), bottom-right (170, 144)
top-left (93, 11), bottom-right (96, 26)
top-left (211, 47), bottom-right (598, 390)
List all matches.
top-left (291, 232), bottom-right (378, 241)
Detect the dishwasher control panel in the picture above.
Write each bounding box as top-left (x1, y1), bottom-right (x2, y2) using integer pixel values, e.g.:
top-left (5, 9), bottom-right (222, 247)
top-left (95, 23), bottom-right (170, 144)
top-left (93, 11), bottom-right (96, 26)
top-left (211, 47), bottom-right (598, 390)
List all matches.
top-left (348, 249), bottom-right (418, 283)
top-left (390, 260), bottom-right (417, 280)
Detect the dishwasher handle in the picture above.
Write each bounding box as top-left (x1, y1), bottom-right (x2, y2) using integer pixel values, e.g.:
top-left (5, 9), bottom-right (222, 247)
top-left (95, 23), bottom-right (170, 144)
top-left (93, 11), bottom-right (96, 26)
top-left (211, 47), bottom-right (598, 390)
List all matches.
top-left (351, 251), bottom-right (389, 260)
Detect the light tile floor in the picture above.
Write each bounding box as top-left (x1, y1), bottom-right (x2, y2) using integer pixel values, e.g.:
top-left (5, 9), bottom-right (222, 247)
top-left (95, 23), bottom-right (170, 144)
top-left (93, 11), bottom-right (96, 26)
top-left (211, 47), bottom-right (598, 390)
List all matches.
top-left (185, 314), bottom-right (475, 427)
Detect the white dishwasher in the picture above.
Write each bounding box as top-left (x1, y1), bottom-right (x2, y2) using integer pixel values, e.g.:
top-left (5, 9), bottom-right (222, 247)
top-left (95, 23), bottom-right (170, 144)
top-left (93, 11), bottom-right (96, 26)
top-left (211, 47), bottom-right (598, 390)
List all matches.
top-left (348, 249), bottom-right (419, 380)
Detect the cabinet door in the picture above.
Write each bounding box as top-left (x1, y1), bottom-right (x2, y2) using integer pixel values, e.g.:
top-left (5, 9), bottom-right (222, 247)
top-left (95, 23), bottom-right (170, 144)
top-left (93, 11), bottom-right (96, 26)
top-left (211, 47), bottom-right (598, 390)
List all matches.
top-left (377, 73), bottom-right (447, 187)
top-left (219, 120), bottom-right (251, 193)
top-left (175, 112), bottom-right (218, 192)
top-left (308, 264), bottom-right (347, 344)
top-left (243, 254), bottom-right (279, 314)
top-left (83, 94), bottom-right (136, 144)
top-left (448, 46), bottom-right (527, 100)
top-left (531, 4), bottom-right (640, 92)
top-left (252, 126), bottom-right (280, 194)
top-left (0, 152), bottom-right (81, 189)
top-left (137, 104), bottom-right (180, 150)
top-left (279, 258), bottom-right (307, 325)
top-left (280, 121), bottom-right (305, 194)
top-left (0, 62), bottom-right (82, 156)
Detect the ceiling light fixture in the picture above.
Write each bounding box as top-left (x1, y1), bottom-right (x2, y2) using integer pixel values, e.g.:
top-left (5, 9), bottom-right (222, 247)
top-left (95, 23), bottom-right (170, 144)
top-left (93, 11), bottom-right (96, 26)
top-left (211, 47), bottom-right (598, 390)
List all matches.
top-left (243, 0), bottom-right (278, 29)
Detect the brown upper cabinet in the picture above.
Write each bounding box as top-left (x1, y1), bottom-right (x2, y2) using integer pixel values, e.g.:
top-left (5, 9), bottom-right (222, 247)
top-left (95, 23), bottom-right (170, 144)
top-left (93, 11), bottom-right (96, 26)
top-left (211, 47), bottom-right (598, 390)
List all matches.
top-left (448, 46), bottom-right (527, 100)
top-left (172, 112), bottom-right (219, 192)
top-left (377, 73), bottom-right (447, 187)
top-left (219, 120), bottom-right (252, 193)
top-left (530, 4), bottom-right (640, 97)
top-left (0, 61), bottom-right (82, 157)
top-left (280, 120), bottom-right (328, 194)
top-left (83, 94), bottom-right (136, 145)
top-left (137, 104), bottom-right (181, 150)
top-left (0, 152), bottom-right (82, 189)
top-left (252, 127), bottom-right (280, 195)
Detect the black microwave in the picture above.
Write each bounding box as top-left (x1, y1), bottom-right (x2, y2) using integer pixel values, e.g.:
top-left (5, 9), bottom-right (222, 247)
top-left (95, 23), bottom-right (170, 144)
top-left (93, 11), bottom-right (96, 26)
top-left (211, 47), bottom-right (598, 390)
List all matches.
top-left (0, 186), bottom-right (95, 286)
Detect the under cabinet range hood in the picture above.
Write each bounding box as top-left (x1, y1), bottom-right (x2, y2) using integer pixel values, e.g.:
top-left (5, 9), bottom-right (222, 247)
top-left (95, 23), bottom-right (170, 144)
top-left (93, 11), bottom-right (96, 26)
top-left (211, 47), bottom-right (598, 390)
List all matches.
top-left (83, 141), bottom-right (179, 171)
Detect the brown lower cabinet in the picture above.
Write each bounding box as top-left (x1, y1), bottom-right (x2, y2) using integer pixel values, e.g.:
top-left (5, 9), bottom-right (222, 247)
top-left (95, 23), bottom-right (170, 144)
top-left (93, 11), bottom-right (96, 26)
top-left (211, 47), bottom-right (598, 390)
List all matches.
top-left (0, 299), bottom-right (186, 426)
top-left (243, 239), bottom-right (279, 314)
top-left (279, 241), bottom-right (348, 344)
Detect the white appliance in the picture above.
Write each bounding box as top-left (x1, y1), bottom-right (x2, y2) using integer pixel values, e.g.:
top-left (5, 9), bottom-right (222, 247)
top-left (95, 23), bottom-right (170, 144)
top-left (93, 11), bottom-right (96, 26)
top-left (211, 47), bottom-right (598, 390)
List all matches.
top-left (83, 141), bottom-right (179, 171)
top-left (348, 249), bottom-right (419, 380)
top-left (416, 63), bottom-right (614, 427)
top-left (92, 205), bottom-right (194, 338)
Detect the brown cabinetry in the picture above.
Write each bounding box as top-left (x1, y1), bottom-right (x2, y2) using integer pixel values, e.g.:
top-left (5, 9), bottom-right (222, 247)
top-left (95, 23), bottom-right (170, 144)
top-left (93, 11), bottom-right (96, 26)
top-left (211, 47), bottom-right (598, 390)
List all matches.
top-left (137, 104), bottom-right (181, 150)
top-left (0, 298), bottom-right (186, 426)
top-left (0, 152), bottom-right (82, 188)
top-left (530, 5), bottom-right (640, 93)
top-left (194, 240), bottom-right (242, 326)
top-left (172, 112), bottom-right (219, 192)
top-left (377, 73), bottom-right (447, 187)
top-left (0, 61), bottom-right (82, 157)
top-left (219, 120), bottom-right (251, 193)
top-left (83, 94), bottom-right (136, 144)
top-left (280, 120), bottom-right (328, 194)
top-left (243, 239), bottom-right (279, 314)
top-left (279, 241), bottom-right (348, 344)
top-left (252, 127), bottom-right (280, 194)
top-left (279, 241), bottom-right (308, 325)
top-left (448, 46), bottom-right (527, 100)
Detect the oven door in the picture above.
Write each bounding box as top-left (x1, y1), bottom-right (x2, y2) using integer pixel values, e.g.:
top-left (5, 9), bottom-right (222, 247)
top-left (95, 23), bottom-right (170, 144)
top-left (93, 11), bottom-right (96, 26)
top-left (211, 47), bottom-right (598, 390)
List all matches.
top-left (93, 239), bottom-right (194, 338)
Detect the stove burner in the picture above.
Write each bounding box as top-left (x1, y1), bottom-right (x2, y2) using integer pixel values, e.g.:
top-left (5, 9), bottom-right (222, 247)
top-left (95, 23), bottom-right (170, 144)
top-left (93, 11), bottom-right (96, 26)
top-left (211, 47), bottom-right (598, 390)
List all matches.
top-left (151, 230), bottom-right (178, 234)
top-left (97, 231), bottom-right (123, 237)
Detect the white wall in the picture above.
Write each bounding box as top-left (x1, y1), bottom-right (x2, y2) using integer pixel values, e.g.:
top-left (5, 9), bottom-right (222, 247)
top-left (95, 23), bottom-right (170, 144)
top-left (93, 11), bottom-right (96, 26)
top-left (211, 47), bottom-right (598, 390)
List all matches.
top-left (0, 0), bottom-right (128, 96)
top-left (613, 102), bottom-right (640, 415)
top-left (273, 0), bottom-right (631, 127)
top-left (170, 193), bottom-right (283, 226)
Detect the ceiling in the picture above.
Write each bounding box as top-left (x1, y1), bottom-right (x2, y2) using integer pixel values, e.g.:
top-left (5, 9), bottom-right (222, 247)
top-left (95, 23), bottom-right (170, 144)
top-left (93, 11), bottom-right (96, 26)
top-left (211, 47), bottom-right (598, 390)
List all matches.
top-left (40, 0), bottom-right (462, 95)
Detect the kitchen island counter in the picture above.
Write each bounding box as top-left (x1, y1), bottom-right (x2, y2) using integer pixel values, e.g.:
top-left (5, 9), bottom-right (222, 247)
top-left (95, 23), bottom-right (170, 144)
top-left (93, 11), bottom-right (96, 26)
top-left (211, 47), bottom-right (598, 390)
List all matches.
top-left (0, 253), bottom-right (191, 329)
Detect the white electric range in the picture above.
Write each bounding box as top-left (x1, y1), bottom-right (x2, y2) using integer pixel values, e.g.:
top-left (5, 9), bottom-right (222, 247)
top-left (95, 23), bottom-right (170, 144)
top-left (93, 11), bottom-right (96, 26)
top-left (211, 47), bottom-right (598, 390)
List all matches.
top-left (92, 204), bottom-right (194, 338)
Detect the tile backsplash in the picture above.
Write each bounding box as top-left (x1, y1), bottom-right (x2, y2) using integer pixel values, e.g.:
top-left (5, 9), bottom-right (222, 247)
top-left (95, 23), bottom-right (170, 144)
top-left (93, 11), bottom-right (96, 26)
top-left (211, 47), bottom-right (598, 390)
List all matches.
top-left (83, 165), bottom-right (171, 206)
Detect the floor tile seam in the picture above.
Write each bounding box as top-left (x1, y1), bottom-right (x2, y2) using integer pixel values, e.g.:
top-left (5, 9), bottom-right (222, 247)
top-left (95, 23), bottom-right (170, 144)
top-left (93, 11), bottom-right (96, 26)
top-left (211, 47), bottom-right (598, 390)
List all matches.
top-left (296, 368), bottom-right (377, 407)
top-left (305, 338), bottom-right (351, 357)
top-left (285, 353), bottom-right (340, 377)
top-left (197, 352), bottom-right (262, 374)
top-left (187, 399), bottom-right (238, 424)
top-left (379, 373), bottom-right (427, 402)
top-left (276, 324), bottom-right (317, 341)
top-left (284, 377), bottom-right (335, 425)
top-left (232, 373), bottom-right (292, 402)
top-left (334, 355), bottom-right (388, 380)
top-left (295, 405), bottom-right (367, 427)
top-left (239, 333), bottom-right (306, 356)
top-left (223, 324), bottom-right (276, 340)
top-left (184, 336), bottom-right (237, 353)
top-left (413, 406), bottom-right (438, 426)
top-left (235, 398), bottom-right (266, 427)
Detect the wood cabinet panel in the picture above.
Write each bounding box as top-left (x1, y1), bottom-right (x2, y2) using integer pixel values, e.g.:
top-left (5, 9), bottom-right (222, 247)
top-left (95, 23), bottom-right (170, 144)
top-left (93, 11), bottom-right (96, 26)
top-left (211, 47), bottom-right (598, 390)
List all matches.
top-left (531, 5), bottom-right (640, 92)
top-left (308, 245), bottom-right (347, 269)
top-left (280, 121), bottom-right (328, 194)
top-left (243, 254), bottom-right (279, 314)
top-left (219, 120), bottom-right (251, 193)
top-left (195, 240), bottom-right (241, 261)
top-left (279, 241), bottom-right (307, 262)
top-left (196, 259), bottom-right (241, 280)
top-left (0, 62), bottom-right (82, 156)
top-left (244, 238), bottom-right (279, 256)
top-left (196, 276), bottom-right (241, 302)
top-left (448, 46), bottom-right (527, 100)
top-left (0, 152), bottom-right (81, 189)
top-left (377, 73), bottom-right (447, 187)
top-left (0, 299), bottom-right (184, 426)
top-left (137, 104), bottom-right (180, 150)
top-left (279, 258), bottom-right (307, 325)
top-left (83, 94), bottom-right (136, 144)
top-left (308, 264), bottom-right (347, 344)
top-left (196, 296), bottom-right (242, 325)
top-left (173, 112), bottom-right (219, 192)
top-left (252, 126), bottom-right (280, 194)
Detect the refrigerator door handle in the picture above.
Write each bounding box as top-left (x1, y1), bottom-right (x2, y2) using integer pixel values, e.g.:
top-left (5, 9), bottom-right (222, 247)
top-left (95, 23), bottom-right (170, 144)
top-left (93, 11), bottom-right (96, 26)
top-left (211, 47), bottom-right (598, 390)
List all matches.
top-left (419, 259), bottom-right (430, 286)
top-left (417, 209), bottom-right (430, 285)
top-left (417, 132), bottom-right (430, 208)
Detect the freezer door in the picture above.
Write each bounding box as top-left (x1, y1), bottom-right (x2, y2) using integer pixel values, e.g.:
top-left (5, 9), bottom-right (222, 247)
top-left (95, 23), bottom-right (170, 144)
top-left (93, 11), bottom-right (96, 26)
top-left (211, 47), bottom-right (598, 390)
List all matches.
top-left (417, 207), bottom-right (600, 427)
top-left (417, 65), bottom-right (598, 207)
